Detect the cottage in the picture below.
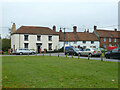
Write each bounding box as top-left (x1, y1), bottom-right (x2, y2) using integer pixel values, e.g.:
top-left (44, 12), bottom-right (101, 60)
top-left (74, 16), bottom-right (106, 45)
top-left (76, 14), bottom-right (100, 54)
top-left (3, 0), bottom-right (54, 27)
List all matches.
top-left (58, 26), bottom-right (100, 49)
top-left (11, 23), bottom-right (59, 53)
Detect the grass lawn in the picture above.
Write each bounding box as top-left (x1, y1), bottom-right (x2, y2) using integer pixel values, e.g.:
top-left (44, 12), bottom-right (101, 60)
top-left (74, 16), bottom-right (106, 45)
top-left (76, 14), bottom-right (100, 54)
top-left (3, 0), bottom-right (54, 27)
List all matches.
top-left (2, 56), bottom-right (118, 88)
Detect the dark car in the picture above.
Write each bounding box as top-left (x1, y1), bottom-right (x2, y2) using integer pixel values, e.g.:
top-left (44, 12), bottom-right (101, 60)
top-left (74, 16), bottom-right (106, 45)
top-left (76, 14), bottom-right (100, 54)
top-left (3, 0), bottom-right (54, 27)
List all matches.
top-left (67, 48), bottom-right (80, 56)
top-left (105, 48), bottom-right (120, 59)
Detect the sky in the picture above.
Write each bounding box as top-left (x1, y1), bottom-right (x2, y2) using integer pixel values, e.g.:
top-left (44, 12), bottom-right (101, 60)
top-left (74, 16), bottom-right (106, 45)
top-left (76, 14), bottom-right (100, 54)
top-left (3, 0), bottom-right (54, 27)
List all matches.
top-left (0, 0), bottom-right (120, 38)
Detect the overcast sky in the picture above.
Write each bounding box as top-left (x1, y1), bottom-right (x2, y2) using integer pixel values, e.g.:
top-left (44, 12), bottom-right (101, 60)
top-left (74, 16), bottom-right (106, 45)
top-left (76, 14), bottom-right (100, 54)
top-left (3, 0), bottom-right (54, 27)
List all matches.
top-left (0, 0), bottom-right (120, 38)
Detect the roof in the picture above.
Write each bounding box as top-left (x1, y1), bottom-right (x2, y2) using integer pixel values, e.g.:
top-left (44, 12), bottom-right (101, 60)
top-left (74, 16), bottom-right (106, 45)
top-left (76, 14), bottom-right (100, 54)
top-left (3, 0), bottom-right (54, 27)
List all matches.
top-left (58, 32), bottom-right (99, 41)
top-left (13, 26), bottom-right (59, 35)
top-left (95, 29), bottom-right (120, 38)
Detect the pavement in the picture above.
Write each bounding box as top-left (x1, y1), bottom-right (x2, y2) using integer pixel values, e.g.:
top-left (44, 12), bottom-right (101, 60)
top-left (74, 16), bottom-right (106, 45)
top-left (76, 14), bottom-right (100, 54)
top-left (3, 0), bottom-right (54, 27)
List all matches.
top-left (1, 53), bottom-right (120, 62)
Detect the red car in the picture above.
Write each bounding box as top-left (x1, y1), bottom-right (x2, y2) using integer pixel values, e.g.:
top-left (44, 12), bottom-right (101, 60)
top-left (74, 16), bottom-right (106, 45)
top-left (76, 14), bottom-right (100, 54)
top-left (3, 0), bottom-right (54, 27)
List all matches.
top-left (0, 50), bottom-right (4, 54)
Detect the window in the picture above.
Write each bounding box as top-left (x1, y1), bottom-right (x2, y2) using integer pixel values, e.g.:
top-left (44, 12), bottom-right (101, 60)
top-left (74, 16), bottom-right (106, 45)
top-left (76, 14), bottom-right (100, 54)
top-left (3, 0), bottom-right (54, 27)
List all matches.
top-left (74, 41), bottom-right (77, 44)
top-left (37, 35), bottom-right (41, 41)
top-left (65, 41), bottom-right (68, 45)
top-left (48, 36), bottom-right (52, 41)
top-left (83, 41), bottom-right (86, 44)
top-left (86, 49), bottom-right (90, 51)
top-left (104, 45), bottom-right (106, 48)
top-left (91, 41), bottom-right (94, 44)
top-left (24, 35), bottom-right (29, 41)
top-left (109, 44), bottom-right (112, 46)
top-left (83, 46), bottom-right (86, 48)
top-left (104, 37), bottom-right (106, 42)
top-left (114, 38), bottom-right (116, 42)
top-left (109, 38), bottom-right (111, 42)
top-left (93, 46), bottom-right (96, 48)
top-left (24, 43), bottom-right (28, 48)
top-left (48, 43), bottom-right (52, 50)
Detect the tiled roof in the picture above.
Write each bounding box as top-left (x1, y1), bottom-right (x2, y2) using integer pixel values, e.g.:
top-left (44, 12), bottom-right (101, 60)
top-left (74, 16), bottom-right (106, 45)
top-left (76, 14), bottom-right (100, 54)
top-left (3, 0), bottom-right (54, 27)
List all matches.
top-left (95, 29), bottom-right (120, 38)
top-left (13, 26), bottom-right (59, 35)
top-left (58, 32), bottom-right (99, 41)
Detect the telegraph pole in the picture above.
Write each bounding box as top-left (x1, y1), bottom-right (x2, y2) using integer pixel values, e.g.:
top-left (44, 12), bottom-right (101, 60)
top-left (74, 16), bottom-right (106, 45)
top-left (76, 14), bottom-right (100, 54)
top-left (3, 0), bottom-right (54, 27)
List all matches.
top-left (63, 28), bottom-right (65, 52)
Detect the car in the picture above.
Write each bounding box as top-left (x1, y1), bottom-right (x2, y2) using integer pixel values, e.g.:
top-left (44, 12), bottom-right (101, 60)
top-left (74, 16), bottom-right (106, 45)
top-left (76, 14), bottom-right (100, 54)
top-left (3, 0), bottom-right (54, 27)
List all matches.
top-left (0, 50), bottom-right (4, 54)
top-left (16, 48), bottom-right (36, 55)
top-left (67, 47), bottom-right (81, 56)
top-left (79, 48), bottom-right (102, 57)
top-left (105, 48), bottom-right (120, 59)
top-left (64, 46), bottom-right (73, 55)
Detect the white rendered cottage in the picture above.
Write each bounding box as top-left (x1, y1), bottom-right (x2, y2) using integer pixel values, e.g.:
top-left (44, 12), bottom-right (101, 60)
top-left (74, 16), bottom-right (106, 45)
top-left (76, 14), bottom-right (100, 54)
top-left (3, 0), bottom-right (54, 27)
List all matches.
top-left (11, 23), bottom-right (59, 53)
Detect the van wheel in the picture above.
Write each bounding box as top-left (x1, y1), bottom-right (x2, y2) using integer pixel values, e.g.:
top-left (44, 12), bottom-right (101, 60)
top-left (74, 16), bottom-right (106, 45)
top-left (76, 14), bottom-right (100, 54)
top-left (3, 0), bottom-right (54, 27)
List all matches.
top-left (20, 52), bottom-right (23, 55)
top-left (67, 53), bottom-right (69, 56)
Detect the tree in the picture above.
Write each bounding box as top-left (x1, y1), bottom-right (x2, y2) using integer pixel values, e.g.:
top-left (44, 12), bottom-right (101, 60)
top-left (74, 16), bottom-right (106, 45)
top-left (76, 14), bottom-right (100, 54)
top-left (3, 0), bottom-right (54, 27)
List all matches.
top-left (2, 38), bottom-right (11, 51)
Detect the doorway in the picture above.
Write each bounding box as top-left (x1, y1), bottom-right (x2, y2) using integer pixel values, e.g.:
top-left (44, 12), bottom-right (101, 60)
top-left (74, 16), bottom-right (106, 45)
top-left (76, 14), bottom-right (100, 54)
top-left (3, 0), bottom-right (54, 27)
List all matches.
top-left (36, 43), bottom-right (42, 53)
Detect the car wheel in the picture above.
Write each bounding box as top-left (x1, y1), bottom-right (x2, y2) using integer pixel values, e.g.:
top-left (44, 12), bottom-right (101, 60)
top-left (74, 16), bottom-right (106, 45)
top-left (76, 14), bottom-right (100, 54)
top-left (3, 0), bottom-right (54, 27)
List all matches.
top-left (32, 52), bottom-right (35, 55)
top-left (67, 53), bottom-right (69, 56)
top-left (89, 53), bottom-right (92, 57)
top-left (74, 53), bottom-right (76, 56)
top-left (19, 52), bottom-right (23, 55)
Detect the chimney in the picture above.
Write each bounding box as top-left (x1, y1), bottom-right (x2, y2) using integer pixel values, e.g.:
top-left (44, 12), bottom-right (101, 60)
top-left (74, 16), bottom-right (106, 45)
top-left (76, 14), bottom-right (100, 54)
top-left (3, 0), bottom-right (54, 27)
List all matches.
top-left (87, 29), bottom-right (89, 33)
top-left (53, 25), bottom-right (56, 32)
top-left (94, 25), bottom-right (97, 30)
top-left (114, 28), bottom-right (117, 31)
top-left (59, 28), bottom-right (62, 32)
top-left (12, 23), bottom-right (16, 33)
top-left (84, 29), bottom-right (87, 32)
top-left (73, 26), bottom-right (77, 32)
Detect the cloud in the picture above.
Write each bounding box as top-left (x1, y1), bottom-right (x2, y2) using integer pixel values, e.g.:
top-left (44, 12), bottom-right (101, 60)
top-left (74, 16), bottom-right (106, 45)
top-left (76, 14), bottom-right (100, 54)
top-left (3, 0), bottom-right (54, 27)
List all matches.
top-left (0, 0), bottom-right (119, 3)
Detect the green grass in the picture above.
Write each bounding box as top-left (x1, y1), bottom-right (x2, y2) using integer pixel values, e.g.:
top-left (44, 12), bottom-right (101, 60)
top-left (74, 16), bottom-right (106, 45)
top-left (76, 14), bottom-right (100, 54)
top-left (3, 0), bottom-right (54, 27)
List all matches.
top-left (2, 56), bottom-right (118, 88)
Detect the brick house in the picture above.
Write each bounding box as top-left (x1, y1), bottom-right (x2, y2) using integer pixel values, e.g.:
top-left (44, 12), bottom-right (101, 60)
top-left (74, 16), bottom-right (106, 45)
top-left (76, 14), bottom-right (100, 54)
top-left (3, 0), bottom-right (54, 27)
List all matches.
top-left (94, 26), bottom-right (120, 49)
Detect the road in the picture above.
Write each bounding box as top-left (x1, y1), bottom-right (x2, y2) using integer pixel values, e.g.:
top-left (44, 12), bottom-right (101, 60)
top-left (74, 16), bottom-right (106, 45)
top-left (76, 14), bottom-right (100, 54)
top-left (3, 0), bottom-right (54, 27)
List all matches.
top-left (1, 53), bottom-right (120, 62)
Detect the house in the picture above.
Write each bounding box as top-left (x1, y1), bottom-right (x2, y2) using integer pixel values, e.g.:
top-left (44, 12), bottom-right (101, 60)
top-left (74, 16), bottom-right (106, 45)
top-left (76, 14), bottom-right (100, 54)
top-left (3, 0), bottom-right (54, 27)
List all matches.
top-left (94, 26), bottom-right (120, 49)
top-left (58, 26), bottom-right (100, 49)
top-left (11, 23), bottom-right (59, 53)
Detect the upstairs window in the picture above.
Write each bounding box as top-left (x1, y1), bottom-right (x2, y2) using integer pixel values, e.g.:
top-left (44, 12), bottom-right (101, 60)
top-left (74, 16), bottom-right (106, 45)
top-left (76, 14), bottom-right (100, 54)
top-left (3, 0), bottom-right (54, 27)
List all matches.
top-left (91, 41), bottom-right (94, 44)
top-left (74, 41), bottom-right (77, 44)
top-left (48, 36), bottom-right (52, 41)
top-left (24, 35), bottom-right (29, 41)
top-left (37, 35), bottom-right (41, 41)
top-left (104, 37), bottom-right (106, 42)
top-left (109, 38), bottom-right (111, 42)
top-left (114, 38), bottom-right (116, 42)
top-left (83, 41), bottom-right (86, 44)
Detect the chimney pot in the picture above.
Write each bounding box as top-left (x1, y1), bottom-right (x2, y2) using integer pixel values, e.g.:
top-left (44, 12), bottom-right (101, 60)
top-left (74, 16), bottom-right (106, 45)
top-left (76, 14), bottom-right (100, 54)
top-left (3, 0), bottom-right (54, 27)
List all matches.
top-left (12, 23), bottom-right (16, 33)
top-left (59, 28), bottom-right (62, 32)
top-left (53, 25), bottom-right (56, 32)
top-left (73, 26), bottom-right (77, 32)
top-left (114, 28), bottom-right (117, 31)
top-left (94, 25), bottom-right (97, 30)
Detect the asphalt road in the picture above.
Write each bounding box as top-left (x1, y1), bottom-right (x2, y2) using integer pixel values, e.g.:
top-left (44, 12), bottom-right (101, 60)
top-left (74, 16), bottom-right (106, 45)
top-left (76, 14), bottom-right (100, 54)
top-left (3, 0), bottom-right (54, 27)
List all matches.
top-left (1, 53), bottom-right (120, 62)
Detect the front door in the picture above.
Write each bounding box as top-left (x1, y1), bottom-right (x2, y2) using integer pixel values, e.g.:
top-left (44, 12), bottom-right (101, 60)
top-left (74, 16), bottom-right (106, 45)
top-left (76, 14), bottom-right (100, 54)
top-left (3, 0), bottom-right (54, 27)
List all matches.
top-left (36, 43), bottom-right (42, 53)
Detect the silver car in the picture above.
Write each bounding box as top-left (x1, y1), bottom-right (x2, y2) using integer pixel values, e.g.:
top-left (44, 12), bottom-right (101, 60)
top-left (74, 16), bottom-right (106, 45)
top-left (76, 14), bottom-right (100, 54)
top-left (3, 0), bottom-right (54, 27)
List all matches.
top-left (79, 48), bottom-right (102, 57)
top-left (16, 48), bottom-right (36, 55)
